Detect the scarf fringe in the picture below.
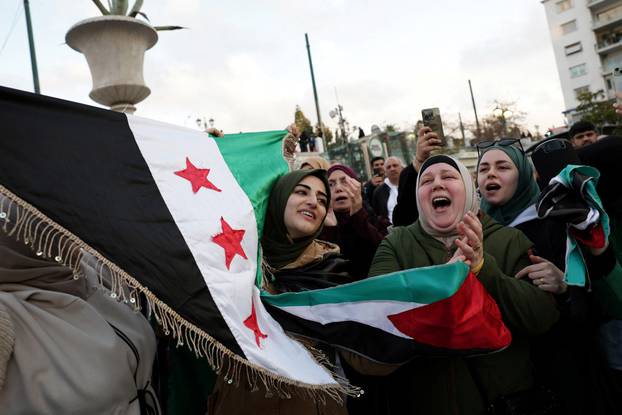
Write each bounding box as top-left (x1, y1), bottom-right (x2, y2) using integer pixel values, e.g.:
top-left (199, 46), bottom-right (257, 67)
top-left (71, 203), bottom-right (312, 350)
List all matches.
top-left (0, 185), bottom-right (361, 403)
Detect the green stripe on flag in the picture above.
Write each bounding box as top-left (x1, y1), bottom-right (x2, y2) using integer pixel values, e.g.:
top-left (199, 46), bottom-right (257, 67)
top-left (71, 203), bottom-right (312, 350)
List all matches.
top-left (262, 262), bottom-right (469, 307)
top-left (214, 130), bottom-right (289, 285)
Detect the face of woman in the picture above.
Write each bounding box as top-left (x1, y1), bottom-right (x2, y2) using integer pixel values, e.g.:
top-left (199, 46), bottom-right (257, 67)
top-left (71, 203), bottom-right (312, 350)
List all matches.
top-left (477, 149), bottom-right (519, 206)
top-left (328, 170), bottom-right (352, 213)
top-left (418, 163), bottom-right (466, 233)
top-left (284, 176), bottom-right (328, 239)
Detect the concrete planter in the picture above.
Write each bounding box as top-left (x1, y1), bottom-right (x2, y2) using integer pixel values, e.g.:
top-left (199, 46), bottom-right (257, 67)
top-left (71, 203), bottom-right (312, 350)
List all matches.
top-left (66, 16), bottom-right (158, 113)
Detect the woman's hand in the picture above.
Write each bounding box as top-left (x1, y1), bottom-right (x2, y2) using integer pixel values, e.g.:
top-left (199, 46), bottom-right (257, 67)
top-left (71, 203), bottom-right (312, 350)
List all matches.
top-left (414, 126), bottom-right (443, 171)
top-left (324, 207), bottom-right (338, 227)
top-left (454, 211), bottom-right (484, 271)
top-left (342, 176), bottom-right (364, 215)
top-left (515, 254), bottom-right (567, 294)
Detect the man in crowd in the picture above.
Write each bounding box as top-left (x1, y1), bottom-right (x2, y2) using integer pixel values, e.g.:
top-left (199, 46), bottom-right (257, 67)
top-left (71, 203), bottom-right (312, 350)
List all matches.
top-left (372, 156), bottom-right (403, 224)
top-left (568, 120), bottom-right (598, 149)
top-left (363, 156), bottom-right (385, 206)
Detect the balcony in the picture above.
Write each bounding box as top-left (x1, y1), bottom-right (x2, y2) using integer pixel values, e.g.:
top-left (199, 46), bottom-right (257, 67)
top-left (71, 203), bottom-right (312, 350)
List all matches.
top-left (588, 0), bottom-right (620, 10)
top-left (593, 10), bottom-right (622, 31)
top-left (597, 39), bottom-right (622, 54)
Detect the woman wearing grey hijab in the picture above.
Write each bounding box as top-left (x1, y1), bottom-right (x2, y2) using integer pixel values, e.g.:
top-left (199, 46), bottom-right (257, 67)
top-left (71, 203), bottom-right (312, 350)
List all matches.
top-left (0, 198), bottom-right (160, 414)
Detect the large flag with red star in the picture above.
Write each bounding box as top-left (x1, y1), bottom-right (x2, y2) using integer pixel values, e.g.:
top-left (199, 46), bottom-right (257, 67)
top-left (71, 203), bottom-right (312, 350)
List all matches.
top-left (0, 87), bottom-right (512, 398)
top-left (0, 86), bottom-right (343, 396)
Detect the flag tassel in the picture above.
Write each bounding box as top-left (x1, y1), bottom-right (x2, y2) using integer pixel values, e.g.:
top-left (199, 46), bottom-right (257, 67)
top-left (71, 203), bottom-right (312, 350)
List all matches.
top-left (0, 184), bottom-right (359, 402)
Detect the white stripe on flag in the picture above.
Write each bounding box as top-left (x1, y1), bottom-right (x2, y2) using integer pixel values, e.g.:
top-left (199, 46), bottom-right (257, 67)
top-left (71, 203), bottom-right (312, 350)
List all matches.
top-left (127, 115), bottom-right (335, 385)
top-left (280, 300), bottom-right (426, 339)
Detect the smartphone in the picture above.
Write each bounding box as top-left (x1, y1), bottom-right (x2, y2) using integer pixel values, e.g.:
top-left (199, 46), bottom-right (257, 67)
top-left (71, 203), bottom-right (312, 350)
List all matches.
top-left (613, 67), bottom-right (622, 104)
top-left (421, 107), bottom-right (447, 146)
top-left (373, 167), bottom-right (384, 177)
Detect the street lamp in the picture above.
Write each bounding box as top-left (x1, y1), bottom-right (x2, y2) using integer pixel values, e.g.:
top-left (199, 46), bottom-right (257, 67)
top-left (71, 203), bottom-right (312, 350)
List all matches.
top-left (329, 104), bottom-right (348, 141)
top-left (493, 105), bottom-right (513, 136)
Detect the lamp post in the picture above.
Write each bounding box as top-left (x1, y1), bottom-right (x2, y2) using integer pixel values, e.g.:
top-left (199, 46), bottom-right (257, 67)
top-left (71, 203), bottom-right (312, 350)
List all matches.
top-left (493, 105), bottom-right (513, 136)
top-left (329, 104), bottom-right (347, 142)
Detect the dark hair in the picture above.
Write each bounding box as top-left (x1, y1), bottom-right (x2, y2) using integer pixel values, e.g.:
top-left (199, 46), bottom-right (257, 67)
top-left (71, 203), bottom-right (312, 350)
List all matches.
top-left (530, 139), bottom-right (580, 188)
top-left (370, 156), bottom-right (385, 165)
top-left (568, 120), bottom-right (596, 139)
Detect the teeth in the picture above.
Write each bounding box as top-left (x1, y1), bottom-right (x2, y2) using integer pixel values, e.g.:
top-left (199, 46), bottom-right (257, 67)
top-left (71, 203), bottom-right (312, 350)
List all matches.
top-left (301, 211), bottom-right (314, 218)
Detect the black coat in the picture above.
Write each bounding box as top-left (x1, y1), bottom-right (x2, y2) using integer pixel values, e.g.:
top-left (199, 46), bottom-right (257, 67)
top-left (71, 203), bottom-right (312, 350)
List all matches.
top-left (392, 164), bottom-right (419, 227)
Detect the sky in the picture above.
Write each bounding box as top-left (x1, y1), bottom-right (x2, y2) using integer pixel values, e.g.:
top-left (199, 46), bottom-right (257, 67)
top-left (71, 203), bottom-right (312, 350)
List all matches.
top-left (0, 0), bottom-right (567, 136)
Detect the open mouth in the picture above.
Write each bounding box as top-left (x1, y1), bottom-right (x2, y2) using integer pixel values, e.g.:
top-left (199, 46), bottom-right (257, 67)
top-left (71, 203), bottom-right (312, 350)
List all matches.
top-left (432, 197), bottom-right (451, 210)
top-left (299, 210), bottom-right (316, 220)
top-left (485, 183), bottom-right (501, 192)
top-left (335, 196), bottom-right (348, 203)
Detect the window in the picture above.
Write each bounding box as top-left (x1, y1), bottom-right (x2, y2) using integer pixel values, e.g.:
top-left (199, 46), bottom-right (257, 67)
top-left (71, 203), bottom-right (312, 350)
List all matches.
top-left (556, 0), bottom-right (573, 13)
top-left (565, 42), bottom-right (582, 56)
top-left (569, 63), bottom-right (588, 78)
top-left (574, 86), bottom-right (589, 98)
top-left (561, 20), bottom-right (577, 35)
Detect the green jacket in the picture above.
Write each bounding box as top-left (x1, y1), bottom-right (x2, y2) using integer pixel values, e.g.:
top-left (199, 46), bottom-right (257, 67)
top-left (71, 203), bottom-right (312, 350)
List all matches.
top-left (368, 214), bottom-right (560, 415)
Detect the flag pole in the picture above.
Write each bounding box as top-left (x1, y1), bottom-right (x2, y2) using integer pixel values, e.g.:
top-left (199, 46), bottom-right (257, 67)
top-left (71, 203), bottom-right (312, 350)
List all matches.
top-left (305, 33), bottom-right (323, 141)
top-left (24, 0), bottom-right (40, 94)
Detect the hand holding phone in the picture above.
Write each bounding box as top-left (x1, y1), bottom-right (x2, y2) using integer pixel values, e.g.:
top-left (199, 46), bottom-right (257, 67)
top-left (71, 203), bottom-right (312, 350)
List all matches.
top-left (421, 108), bottom-right (446, 147)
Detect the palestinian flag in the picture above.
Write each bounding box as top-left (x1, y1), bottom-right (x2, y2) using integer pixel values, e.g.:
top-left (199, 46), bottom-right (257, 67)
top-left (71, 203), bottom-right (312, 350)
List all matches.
top-left (537, 165), bottom-right (610, 286)
top-left (0, 86), bottom-right (342, 395)
top-left (262, 262), bottom-right (512, 364)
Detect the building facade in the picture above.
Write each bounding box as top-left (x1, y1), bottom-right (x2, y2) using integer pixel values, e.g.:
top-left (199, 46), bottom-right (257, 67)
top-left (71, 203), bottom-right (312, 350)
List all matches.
top-left (542, 0), bottom-right (622, 121)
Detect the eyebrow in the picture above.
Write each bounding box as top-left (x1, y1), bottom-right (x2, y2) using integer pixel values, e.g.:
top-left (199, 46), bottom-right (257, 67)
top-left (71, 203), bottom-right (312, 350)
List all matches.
top-left (295, 184), bottom-right (328, 199)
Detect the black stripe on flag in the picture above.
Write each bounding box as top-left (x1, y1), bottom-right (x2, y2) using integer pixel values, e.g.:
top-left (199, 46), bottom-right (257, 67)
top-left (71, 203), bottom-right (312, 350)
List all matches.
top-left (0, 86), bottom-right (244, 357)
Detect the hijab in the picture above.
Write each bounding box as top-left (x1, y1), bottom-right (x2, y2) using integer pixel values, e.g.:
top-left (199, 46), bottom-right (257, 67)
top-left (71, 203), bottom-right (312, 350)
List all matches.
top-left (300, 156), bottom-right (330, 171)
top-left (415, 155), bottom-right (480, 247)
top-left (261, 169), bottom-right (331, 270)
top-left (478, 145), bottom-right (540, 226)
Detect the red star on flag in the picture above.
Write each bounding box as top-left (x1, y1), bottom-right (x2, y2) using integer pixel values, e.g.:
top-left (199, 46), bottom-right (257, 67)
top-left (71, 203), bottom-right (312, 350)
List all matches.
top-left (244, 299), bottom-right (268, 348)
top-left (174, 157), bottom-right (222, 194)
top-left (212, 217), bottom-right (248, 269)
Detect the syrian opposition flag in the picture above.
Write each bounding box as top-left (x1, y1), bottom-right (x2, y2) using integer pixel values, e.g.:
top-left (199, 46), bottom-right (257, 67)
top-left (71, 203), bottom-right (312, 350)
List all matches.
top-left (0, 86), bottom-right (511, 397)
top-left (0, 86), bottom-right (344, 396)
top-left (262, 262), bottom-right (512, 364)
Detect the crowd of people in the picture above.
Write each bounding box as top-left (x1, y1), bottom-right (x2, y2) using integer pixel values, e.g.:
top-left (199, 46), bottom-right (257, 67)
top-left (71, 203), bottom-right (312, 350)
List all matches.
top-left (1, 114), bottom-right (622, 415)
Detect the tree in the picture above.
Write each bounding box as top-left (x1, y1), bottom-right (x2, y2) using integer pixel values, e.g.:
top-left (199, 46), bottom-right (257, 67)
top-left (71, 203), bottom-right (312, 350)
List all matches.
top-left (574, 89), bottom-right (617, 128)
top-left (384, 124), bottom-right (397, 133)
top-left (294, 106), bottom-right (313, 136)
top-left (467, 101), bottom-right (527, 144)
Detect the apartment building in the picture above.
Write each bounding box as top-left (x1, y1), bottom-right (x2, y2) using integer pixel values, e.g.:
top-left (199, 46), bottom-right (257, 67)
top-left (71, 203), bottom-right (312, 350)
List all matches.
top-left (542, 0), bottom-right (622, 121)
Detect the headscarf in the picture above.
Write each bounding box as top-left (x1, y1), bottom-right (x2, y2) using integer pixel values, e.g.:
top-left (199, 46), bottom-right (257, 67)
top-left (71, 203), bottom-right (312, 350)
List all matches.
top-left (261, 169), bottom-right (331, 270)
top-left (327, 164), bottom-right (359, 180)
top-left (478, 145), bottom-right (540, 226)
top-left (299, 156), bottom-right (330, 171)
top-left (415, 155), bottom-right (480, 247)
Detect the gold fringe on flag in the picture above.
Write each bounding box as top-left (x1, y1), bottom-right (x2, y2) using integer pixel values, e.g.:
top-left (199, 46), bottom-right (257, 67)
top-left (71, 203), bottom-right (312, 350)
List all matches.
top-left (0, 184), bottom-right (362, 403)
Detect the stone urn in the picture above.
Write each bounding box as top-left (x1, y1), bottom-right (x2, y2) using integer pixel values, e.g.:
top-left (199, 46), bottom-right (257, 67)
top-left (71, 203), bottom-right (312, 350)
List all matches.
top-left (66, 16), bottom-right (158, 114)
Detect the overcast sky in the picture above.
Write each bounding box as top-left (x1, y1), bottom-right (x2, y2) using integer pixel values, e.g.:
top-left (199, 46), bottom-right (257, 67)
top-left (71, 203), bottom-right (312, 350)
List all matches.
top-left (1, 0), bottom-right (567, 136)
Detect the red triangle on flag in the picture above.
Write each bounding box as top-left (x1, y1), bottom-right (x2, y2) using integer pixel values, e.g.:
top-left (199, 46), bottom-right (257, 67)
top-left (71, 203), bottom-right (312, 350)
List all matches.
top-left (388, 272), bottom-right (511, 351)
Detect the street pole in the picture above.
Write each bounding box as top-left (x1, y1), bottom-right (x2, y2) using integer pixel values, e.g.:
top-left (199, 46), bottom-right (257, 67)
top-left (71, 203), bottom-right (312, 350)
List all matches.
top-left (24, 0), bottom-right (40, 94)
top-left (458, 112), bottom-right (466, 142)
top-left (305, 33), bottom-right (323, 139)
top-left (468, 80), bottom-right (479, 139)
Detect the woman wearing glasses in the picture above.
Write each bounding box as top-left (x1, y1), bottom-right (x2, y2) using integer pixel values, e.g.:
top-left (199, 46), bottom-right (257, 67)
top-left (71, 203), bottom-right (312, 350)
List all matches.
top-left (476, 139), bottom-right (622, 414)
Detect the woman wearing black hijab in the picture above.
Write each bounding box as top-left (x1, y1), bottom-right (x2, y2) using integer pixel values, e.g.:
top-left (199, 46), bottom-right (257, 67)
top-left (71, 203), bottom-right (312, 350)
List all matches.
top-left (209, 169), bottom-right (349, 415)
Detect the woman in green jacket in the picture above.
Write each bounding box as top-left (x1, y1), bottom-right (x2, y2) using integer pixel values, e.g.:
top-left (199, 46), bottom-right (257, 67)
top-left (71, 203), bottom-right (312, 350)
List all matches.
top-left (364, 155), bottom-right (559, 415)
